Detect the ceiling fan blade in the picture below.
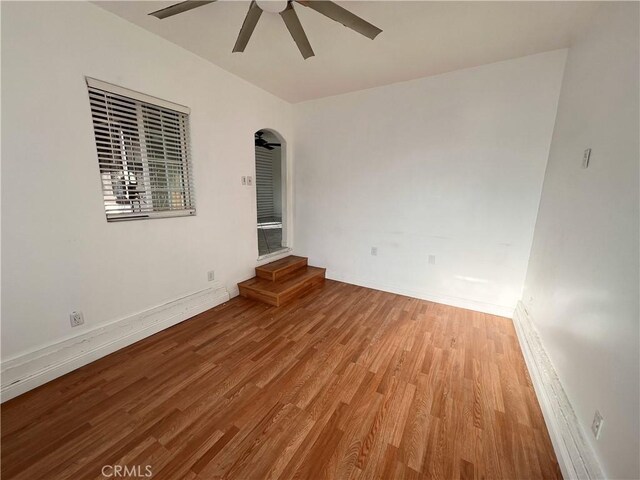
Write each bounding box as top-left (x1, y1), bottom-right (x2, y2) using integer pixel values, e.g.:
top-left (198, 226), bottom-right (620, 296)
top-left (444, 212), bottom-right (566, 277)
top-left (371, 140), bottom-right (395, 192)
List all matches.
top-left (233, 1), bottom-right (263, 53)
top-left (296, 1), bottom-right (381, 40)
top-left (280, 3), bottom-right (314, 59)
top-left (148, 1), bottom-right (216, 19)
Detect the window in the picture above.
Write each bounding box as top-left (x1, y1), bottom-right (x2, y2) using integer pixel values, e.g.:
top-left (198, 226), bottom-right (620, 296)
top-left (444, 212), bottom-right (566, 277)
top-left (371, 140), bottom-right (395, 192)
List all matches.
top-left (87, 78), bottom-right (195, 221)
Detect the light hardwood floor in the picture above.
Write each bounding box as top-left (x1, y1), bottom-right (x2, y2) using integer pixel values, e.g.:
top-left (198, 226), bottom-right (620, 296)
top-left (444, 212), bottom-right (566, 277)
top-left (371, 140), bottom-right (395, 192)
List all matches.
top-left (1, 280), bottom-right (561, 479)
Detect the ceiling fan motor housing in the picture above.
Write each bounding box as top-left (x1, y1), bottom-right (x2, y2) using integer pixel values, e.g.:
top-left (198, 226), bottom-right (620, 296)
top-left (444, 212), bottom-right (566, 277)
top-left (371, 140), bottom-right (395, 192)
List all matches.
top-left (256, 0), bottom-right (288, 14)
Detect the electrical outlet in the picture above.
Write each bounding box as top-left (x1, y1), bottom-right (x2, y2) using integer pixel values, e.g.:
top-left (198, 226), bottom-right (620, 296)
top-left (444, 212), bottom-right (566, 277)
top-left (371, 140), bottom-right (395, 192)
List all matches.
top-left (582, 148), bottom-right (592, 169)
top-left (371, 247), bottom-right (378, 256)
top-left (241, 176), bottom-right (247, 185)
top-left (591, 410), bottom-right (603, 439)
top-left (207, 270), bottom-right (215, 282)
top-left (69, 311), bottom-right (84, 328)
top-left (428, 255), bottom-right (436, 265)
top-left (247, 176), bottom-right (253, 186)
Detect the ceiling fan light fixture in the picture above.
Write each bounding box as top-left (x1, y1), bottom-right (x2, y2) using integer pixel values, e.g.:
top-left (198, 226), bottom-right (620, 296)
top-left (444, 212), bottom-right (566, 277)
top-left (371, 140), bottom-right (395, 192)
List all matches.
top-left (256, 0), bottom-right (288, 14)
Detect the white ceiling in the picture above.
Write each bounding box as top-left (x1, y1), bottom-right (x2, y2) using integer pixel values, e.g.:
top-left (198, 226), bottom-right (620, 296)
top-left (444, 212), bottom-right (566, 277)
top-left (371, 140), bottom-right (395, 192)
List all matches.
top-left (96, 1), bottom-right (600, 103)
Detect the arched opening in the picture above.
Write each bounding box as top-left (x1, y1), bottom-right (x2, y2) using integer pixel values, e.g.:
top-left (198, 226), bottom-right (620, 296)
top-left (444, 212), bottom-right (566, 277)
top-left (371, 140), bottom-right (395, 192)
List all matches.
top-left (255, 129), bottom-right (288, 257)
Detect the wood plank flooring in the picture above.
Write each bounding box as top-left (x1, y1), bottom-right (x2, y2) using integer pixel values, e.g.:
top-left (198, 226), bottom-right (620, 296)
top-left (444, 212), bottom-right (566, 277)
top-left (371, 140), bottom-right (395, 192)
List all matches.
top-left (1, 280), bottom-right (561, 479)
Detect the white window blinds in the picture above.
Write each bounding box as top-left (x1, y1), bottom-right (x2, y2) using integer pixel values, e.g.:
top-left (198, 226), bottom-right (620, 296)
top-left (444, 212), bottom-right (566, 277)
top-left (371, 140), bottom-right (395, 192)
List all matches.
top-left (255, 148), bottom-right (275, 221)
top-left (87, 78), bottom-right (195, 221)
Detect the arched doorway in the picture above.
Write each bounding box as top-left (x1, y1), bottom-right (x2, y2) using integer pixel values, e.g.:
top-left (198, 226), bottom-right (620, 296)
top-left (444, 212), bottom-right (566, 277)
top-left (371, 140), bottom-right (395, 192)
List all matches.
top-left (255, 129), bottom-right (287, 257)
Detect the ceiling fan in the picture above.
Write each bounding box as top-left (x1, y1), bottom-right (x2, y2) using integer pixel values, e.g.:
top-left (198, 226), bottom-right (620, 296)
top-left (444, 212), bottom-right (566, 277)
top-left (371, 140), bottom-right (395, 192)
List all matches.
top-left (255, 131), bottom-right (281, 150)
top-left (148, 0), bottom-right (382, 59)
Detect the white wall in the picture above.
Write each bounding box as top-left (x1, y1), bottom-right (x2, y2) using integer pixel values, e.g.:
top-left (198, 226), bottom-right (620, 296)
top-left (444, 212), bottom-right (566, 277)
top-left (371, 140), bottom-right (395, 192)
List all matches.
top-left (522, 4), bottom-right (639, 479)
top-left (1, 1), bottom-right (292, 361)
top-left (293, 50), bottom-right (567, 316)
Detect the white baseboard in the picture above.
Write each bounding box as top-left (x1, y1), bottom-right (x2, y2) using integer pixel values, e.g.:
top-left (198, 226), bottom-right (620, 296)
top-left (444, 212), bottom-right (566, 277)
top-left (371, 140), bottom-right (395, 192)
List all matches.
top-left (0, 284), bottom-right (230, 402)
top-left (512, 301), bottom-right (603, 479)
top-left (326, 270), bottom-right (515, 318)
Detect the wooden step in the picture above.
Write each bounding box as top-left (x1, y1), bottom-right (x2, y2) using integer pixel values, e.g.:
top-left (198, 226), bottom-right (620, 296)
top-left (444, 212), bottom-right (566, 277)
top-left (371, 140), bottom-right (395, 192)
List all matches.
top-left (255, 255), bottom-right (308, 281)
top-left (238, 266), bottom-right (326, 307)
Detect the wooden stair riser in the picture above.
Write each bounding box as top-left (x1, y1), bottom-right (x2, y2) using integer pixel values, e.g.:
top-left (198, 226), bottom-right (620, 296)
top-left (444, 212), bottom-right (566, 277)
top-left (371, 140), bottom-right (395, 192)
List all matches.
top-left (255, 256), bottom-right (308, 282)
top-left (238, 265), bottom-right (326, 307)
top-left (238, 285), bottom-right (278, 306)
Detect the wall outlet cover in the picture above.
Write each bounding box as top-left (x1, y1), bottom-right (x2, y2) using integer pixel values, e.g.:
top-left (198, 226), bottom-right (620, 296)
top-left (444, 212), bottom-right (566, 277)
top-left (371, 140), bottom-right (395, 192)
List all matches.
top-left (371, 247), bottom-right (378, 256)
top-left (591, 410), bottom-right (603, 439)
top-left (208, 270), bottom-right (215, 282)
top-left (69, 311), bottom-right (84, 328)
top-left (582, 148), bottom-right (591, 169)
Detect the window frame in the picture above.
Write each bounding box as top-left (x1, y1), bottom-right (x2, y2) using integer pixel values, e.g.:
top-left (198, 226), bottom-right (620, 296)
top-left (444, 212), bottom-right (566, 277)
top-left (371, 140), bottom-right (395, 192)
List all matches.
top-left (86, 77), bottom-right (196, 222)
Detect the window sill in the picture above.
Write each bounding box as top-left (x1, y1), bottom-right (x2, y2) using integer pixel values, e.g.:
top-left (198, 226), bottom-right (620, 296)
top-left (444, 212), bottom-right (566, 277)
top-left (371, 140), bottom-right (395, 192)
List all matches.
top-left (257, 247), bottom-right (292, 262)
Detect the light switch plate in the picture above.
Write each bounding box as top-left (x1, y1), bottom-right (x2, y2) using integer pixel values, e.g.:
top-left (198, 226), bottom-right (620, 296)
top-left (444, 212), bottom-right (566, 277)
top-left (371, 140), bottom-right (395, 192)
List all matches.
top-left (247, 176), bottom-right (253, 186)
top-left (241, 176), bottom-right (247, 185)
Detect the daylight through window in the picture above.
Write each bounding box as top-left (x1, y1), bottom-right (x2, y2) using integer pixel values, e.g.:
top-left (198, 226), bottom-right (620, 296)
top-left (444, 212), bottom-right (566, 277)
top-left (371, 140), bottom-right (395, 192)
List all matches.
top-left (87, 78), bottom-right (195, 221)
